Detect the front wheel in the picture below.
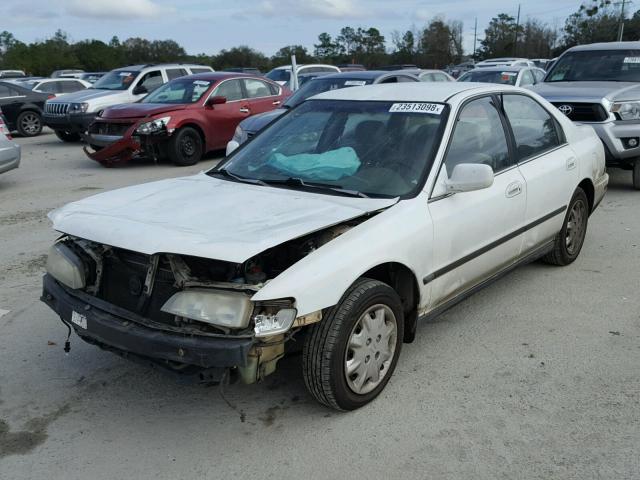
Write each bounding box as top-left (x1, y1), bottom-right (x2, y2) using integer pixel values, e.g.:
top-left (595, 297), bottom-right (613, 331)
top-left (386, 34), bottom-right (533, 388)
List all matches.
top-left (302, 278), bottom-right (404, 410)
top-left (633, 161), bottom-right (640, 190)
top-left (543, 187), bottom-right (589, 266)
top-left (168, 127), bottom-right (203, 166)
top-left (17, 111), bottom-right (42, 137)
top-left (54, 130), bottom-right (81, 142)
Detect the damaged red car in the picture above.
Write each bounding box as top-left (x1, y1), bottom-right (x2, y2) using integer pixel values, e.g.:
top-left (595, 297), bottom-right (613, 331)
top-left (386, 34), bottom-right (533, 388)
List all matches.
top-left (84, 72), bottom-right (288, 166)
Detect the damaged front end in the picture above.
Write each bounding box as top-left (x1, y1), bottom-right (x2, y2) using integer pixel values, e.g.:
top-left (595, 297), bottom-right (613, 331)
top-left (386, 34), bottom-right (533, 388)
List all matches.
top-left (83, 117), bottom-right (171, 166)
top-left (41, 221), bottom-right (361, 385)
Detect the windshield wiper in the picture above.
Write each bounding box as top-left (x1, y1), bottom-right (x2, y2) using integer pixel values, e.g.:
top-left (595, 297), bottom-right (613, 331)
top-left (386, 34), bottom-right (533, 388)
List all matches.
top-left (262, 177), bottom-right (370, 198)
top-left (209, 168), bottom-right (268, 186)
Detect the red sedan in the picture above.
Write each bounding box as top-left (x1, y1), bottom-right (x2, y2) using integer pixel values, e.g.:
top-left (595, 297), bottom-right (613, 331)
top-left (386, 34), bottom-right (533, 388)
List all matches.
top-left (84, 72), bottom-right (288, 166)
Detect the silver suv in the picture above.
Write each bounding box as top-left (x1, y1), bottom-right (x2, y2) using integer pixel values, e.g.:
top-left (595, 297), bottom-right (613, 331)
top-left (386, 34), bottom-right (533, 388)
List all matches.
top-left (532, 42), bottom-right (640, 189)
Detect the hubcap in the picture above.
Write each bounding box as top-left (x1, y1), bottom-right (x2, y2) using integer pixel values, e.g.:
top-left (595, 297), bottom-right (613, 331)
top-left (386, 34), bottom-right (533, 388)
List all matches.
top-left (565, 199), bottom-right (586, 255)
top-left (21, 113), bottom-right (40, 134)
top-left (344, 304), bottom-right (397, 395)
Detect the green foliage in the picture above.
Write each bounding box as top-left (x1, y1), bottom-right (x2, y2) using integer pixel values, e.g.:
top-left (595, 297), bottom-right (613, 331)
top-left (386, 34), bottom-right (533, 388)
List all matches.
top-left (212, 46), bottom-right (269, 71)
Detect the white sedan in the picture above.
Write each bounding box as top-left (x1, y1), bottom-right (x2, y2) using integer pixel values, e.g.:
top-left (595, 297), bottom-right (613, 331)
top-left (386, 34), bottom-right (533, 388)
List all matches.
top-left (42, 83), bottom-right (608, 410)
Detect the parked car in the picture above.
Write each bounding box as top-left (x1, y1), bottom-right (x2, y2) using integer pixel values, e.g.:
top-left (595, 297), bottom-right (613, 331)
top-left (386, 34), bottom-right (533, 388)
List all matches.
top-left (404, 69), bottom-right (455, 82)
top-left (51, 69), bottom-right (85, 79)
top-left (84, 72), bottom-right (287, 166)
top-left (41, 83), bottom-right (608, 410)
top-left (0, 113), bottom-right (21, 174)
top-left (475, 58), bottom-right (536, 68)
top-left (265, 64), bottom-right (341, 85)
top-left (282, 71), bottom-right (333, 90)
top-left (447, 62), bottom-right (475, 78)
top-left (532, 41), bottom-right (640, 189)
top-left (458, 66), bottom-right (546, 87)
top-left (0, 70), bottom-right (26, 79)
top-left (44, 64), bottom-right (214, 143)
top-left (18, 78), bottom-right (91, 97)
top-left (0, 80), bottom-right (52, 136)
top-left (338, 64), bottom-right (367, 71)
top-left (531, 58), bottom-right (551, 70)
top-left (227, 70), bottom-right (420, 154)
top-left (378, 64), bottom-right (419, 71)
top-left (224, 68), bottom-right (262, 75)
top-left (79, 72), bottom-right (107, 84)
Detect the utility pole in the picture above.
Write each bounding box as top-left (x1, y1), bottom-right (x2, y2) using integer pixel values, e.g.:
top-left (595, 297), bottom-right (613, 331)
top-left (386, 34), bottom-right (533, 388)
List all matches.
top-left (617, 0), bottom-right (627, 41)
top-left (473, 17), bottom-right (478, 60)
top-left (513, 3), bottom-right (521, 56)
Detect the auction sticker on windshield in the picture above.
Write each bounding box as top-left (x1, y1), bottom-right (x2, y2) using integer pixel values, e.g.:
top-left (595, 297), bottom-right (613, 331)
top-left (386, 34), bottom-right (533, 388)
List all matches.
top-left (389, 103), bottom-right (444, 114)
top-left (345, 80), bottom-right (367, 86)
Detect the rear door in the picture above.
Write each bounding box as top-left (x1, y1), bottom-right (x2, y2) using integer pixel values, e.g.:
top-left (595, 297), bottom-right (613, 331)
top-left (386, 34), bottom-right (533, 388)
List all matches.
top-left (0, 84), bottom-right (26, 127)
top-left (205, 78), bottom-right (248, 149)
top-left (243, 78), bottom-right (283, 115)
top-left (500, 93), bottom-right (578, 252)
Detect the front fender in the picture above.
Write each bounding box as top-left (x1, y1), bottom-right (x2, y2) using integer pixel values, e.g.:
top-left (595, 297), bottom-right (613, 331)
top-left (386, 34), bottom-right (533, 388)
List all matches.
top-left (251, 197), bottom-right (434, 316)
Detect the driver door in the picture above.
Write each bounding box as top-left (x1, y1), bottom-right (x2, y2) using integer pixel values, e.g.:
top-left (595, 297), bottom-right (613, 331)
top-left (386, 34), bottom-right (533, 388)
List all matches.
top-left (205, 79), bottom-right (250, 149)
top-left (427, 95), bottom-right (527, 308)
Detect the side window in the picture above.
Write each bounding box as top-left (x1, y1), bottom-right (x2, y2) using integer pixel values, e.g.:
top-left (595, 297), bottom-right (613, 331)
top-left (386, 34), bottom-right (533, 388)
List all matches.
top-left (63, 81), bottom-right (85, 93)
top-left (244, 79), bottom-right (273, 98)
top-left (267, 82), bottom-right (280, 95)
top-left (0, 85), bottom-right (13, 97)
top-left (138, 70), bottom-right (164, 92)
top-left (520, 70), bottom-right (535, 86)
top-left (379, 76), bottom-right (398, 84)
top-left (397, 76), bottom-right (415, 82)
top-left (167, 68), bottom-right (187, 80)
top-left (40, 82), bottom-right (64, 93)
top-left (444, 96), bottom-right (512, 177)
top-left (502, 94), bottom-right (561, 161)
top-left (213, 79), bottom-right (244, 101)
top-left (434, 73), bottom-right (449, 82)
top-left (533, 69), bottom-right (546, 83)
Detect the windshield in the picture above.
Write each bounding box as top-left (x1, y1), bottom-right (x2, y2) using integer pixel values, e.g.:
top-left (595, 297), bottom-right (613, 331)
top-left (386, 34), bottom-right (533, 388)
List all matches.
top-left (547, 50), bottom-right (640, 82)
top-left (91, 70), bottom-right (140, 90)
top-left (459, 70), bottom-right (518, 85)
top-left (266, 69), bottom-right (291, 82)
top-left (143, 78), bottom-right (212, 104)
top-left (284, 77), bottom-right (372, 108)
top-left (215, 99), bottom-right (447, 198)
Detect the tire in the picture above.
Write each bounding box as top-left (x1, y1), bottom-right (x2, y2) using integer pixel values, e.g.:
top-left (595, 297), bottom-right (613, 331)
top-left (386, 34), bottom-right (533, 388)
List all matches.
top-left (17, 111), bottom-right (42, 137)
top-left (54, 130), bottom-right (81, 142)
top-left (543, 187), bottom-right (589, 266)
top-left (302, 278), bottom-right (404, 411)
top-left (633, 161), bottom-right (640, 190)
top-left (167, 127), bottom-right (203, 166)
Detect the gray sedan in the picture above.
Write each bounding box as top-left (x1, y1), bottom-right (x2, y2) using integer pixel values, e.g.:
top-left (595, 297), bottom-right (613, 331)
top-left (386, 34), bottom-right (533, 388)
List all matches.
top-left (0, 118), bottom-right (21, 174)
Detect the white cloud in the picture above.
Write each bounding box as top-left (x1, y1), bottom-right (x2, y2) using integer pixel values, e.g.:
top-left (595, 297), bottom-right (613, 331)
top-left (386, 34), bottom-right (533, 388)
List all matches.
top-left (256, 0), bottom-right (365, 19)
top-left (66, 0), bottom-right (172, 19)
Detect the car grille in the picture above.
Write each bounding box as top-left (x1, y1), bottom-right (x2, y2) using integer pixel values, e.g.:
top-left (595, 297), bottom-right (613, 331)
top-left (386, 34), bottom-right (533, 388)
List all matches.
top-left (98, 249), bottom-right (178, 326)
top-left (89, 122), bottom-right (133, 136)
top-left (45, 103), bottom-right (70, 116)
top-left (551, 102), bottom-right (609, 122)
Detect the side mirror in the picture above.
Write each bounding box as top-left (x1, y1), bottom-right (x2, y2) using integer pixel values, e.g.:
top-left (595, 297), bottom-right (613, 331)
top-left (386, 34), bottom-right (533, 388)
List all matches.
top-left (133, 85), bottom-right (147, 95)
top-left (226, 140), bottom-right (239, 156)
top-left (206, 95), bottom-right (227, 107)
top-left (446, 163), bottom-right (494, 193)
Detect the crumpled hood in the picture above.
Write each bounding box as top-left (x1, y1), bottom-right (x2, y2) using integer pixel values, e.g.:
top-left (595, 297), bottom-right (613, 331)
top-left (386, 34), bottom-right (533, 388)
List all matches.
top-left (100, 103), bottom-right (187, 120)
top-left (49, 173), bottom-right (398, 263)
top-left (531, 81), bottom-right (640, 103)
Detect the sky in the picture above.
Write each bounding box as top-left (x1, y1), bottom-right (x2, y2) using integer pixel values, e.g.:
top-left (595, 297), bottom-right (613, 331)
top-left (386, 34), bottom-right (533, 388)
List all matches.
top-left (0, 0), bottom-right (592, 56)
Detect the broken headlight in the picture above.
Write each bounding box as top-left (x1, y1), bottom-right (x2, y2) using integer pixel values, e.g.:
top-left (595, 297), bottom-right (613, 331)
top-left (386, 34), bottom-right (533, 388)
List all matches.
top-left (161, 288), bottom-right (252, 328)
top-left (252, 300), bottom-right (297, 338)
top-left (46, 243), bottom-right (86, 289)
top-left (136, 116), bottom-right (171, 135)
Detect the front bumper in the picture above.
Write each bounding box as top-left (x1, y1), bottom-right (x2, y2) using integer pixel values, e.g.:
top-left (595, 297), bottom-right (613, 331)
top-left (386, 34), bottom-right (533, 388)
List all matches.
top-left (43, 112), bottom-right (96, 134)
top-left (84, 136), bottom-right (141, 166)
top-left (41, 274), bottom-right (255, 377)
top-left (589, 120), bottom-right (640, 164)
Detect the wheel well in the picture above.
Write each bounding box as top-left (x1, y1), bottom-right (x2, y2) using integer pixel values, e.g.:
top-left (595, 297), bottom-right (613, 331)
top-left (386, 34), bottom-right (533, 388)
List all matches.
top-left (362, 262), bottom-right (420, 342)
top-left (578, 178), bottom-right (595, 213)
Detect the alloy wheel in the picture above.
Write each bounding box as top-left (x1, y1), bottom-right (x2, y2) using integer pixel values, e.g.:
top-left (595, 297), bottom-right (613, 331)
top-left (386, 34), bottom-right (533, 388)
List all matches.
top-left (21, 113), bottom-right (40, 135)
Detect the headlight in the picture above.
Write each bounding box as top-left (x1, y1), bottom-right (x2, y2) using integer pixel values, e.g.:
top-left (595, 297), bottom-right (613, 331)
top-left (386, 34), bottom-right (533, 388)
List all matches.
top-left (69, 103), bottom-right (89, 114)
top-left (253, 308), bottom-right (297, 337)
top-left (46, 243), bottom-right (86, 289)
top-left (136, 116), bottom-right (171, 135)
top-left (611, 102), bottom-right (640, 120)
top-left (161, 289), bottom-right (252, 328)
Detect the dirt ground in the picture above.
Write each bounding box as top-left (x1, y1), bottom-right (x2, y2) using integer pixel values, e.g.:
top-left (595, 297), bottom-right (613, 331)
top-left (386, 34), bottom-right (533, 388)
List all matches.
top-left (0, 130), bottom-right (638, 479)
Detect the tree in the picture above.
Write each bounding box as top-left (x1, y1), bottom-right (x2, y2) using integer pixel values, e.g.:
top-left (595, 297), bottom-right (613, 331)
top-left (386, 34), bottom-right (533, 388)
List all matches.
top-left (479, 13), bottom-right (520, 59)
top-left (212, 46), bottom-right (269, 70)
top-left (420, 17), bottom-right (458, 68)
top-left (314, 32), bottom-right (340, 61)
top-left (561, 0), bottom-right (621, 49)
top-left (271, 45), bottom-right (313, 66)
top-left (391, 29), bottom-right (417, 64)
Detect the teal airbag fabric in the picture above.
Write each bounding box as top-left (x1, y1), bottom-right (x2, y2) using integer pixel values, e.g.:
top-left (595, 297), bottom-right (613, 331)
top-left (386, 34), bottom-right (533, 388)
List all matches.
top-left (266, 147), bottom-right (361, 181)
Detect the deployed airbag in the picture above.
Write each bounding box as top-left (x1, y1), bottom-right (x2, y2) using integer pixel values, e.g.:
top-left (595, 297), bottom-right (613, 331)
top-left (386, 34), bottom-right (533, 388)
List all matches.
top-left (266, 147), bottom-right (361, 181)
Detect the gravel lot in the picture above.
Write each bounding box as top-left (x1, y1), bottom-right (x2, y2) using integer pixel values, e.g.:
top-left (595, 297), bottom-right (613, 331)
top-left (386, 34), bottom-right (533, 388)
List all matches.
top-left (1, 130), bottom-right (639, 479)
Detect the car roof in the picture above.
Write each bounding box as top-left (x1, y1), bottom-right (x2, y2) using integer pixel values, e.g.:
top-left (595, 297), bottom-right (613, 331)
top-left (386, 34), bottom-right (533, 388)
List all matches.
top-left (184, 72), bottom-right (271, 82)
top-left (114, 64), bottom-right (212, 72)
top-left (465, 66), bottom-right (529, 72)
top-left (317, 70), bottom-right (414, 80)
top-left (312, 82), bottom-right (515, 103)
top-left (272, 64), bottom-right (337, 70)
top-left (567, 41), bottom-right (640, 52)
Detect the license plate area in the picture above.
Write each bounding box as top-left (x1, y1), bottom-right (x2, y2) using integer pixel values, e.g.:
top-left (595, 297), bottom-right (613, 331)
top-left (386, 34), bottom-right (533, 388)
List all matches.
top-left (71, 310), bottom-right (88, 329)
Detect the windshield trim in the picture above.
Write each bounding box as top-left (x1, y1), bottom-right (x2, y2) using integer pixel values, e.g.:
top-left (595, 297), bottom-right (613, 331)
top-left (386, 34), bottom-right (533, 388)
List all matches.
top-left (210, 98), bottom-right (451, 200)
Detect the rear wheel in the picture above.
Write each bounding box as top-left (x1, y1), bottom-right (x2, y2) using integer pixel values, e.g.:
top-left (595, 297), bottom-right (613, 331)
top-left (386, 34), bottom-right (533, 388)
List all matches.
top-left (54, 130), bottom-right (81, 142)
top-left (17, 111), bottom-right (42, 137)
top-left (543, 187), bottom-right (589, 266)
top-left (168, 127), bottom-right (203, 166)
top-left (302, 278), bottom-right (404, 410)
top-left (633, 161), bottom-right (640, 190)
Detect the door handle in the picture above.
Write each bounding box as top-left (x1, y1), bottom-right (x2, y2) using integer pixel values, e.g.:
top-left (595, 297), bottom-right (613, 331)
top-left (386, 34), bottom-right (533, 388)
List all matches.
top-left (239, 107), bottom-right (250, 113)
top-left (566, 157), bottom-right (577, 170)
top-left (272, 100), bottom-right (281, 106)
top-left (505, 181), bottom-right (523, 198)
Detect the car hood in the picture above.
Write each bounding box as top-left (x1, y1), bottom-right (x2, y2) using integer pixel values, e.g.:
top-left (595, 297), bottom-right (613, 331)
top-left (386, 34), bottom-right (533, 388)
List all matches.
top-left (241, 108), bottom-right (286, 133)
top-left (101, 103), bottom-right (187, 120)
top-left (49, 173), bottom-right (398, 263)
top-left (48, 88), bottom-right (126, 103)
top-left (531, 81), bottom-right (640, 103)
